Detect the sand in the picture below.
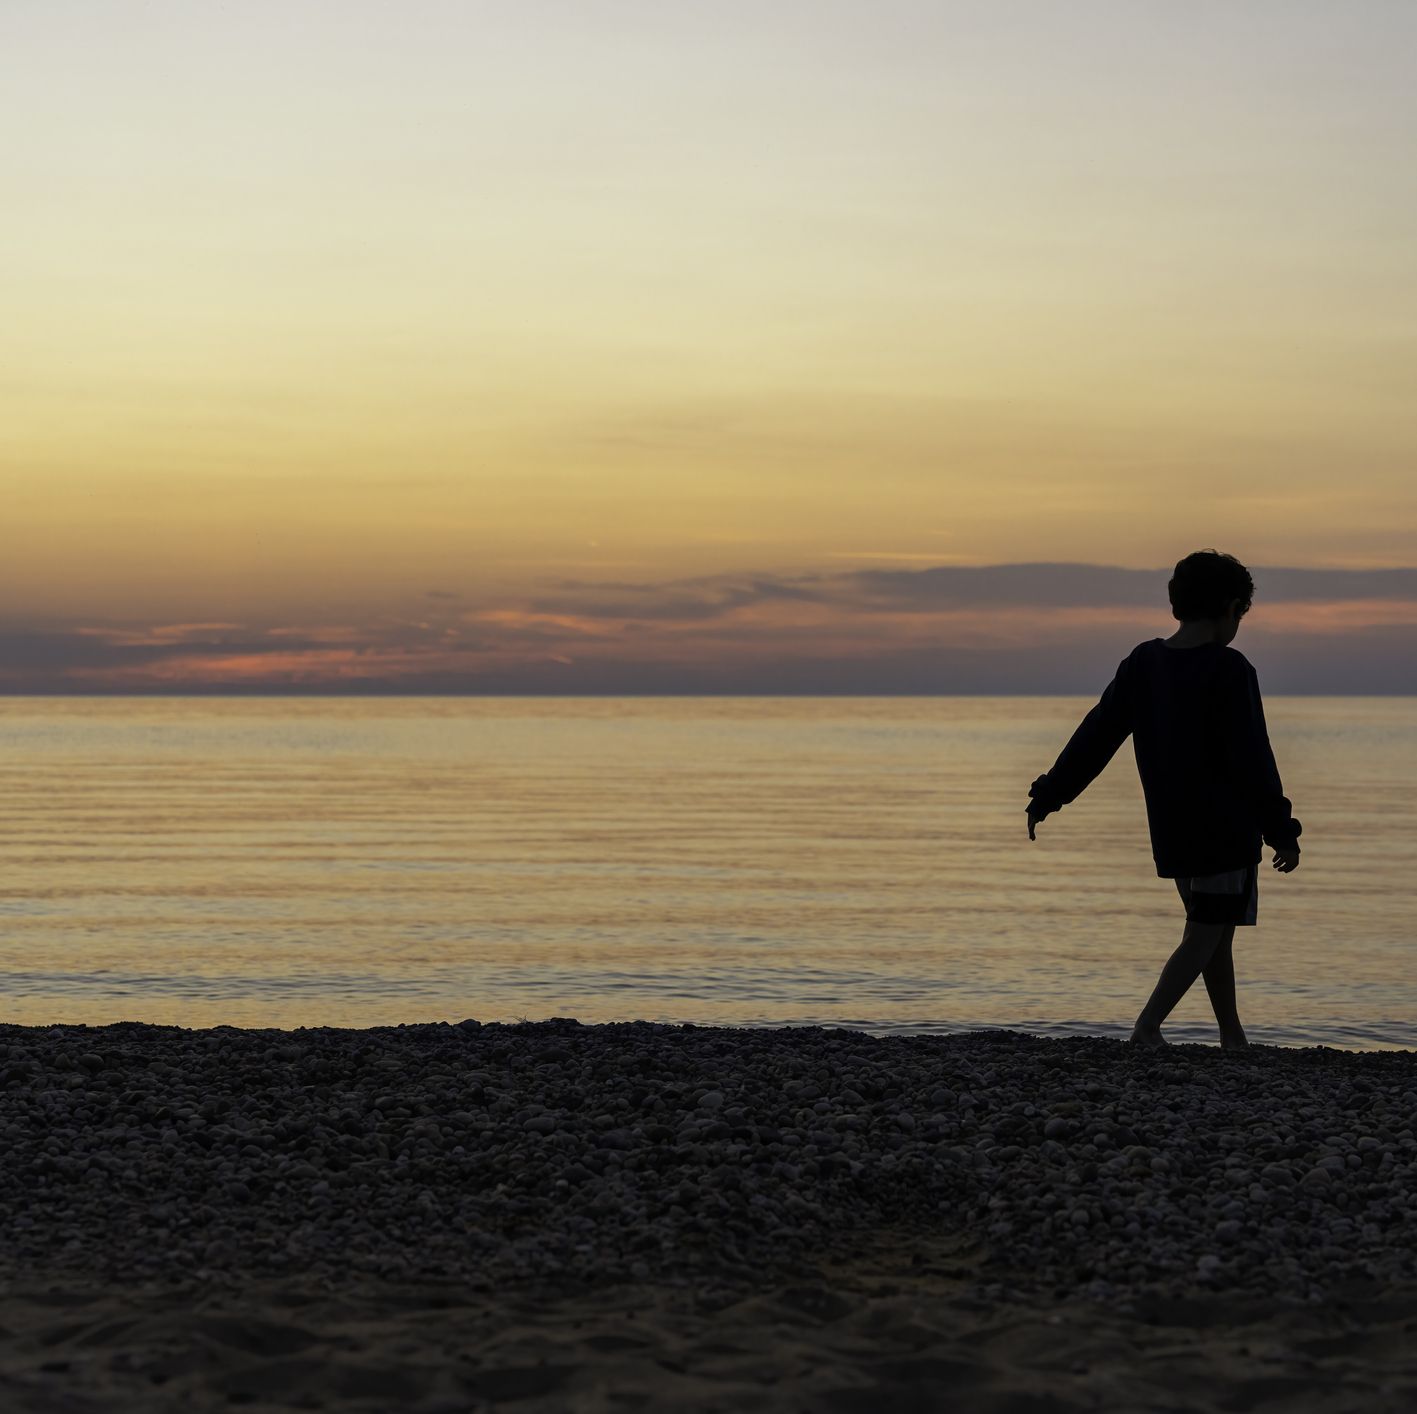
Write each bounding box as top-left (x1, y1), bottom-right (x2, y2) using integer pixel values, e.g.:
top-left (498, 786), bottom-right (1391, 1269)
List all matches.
top-left (2, 1019), bottom-right (1415, 1410)
top-left (4, 1238), bottom-right (1417, 1411)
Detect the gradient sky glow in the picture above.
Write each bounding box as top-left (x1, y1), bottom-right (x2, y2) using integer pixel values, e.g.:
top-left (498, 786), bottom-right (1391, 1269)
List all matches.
top-left (5, 1), bottom-right (1417, 690)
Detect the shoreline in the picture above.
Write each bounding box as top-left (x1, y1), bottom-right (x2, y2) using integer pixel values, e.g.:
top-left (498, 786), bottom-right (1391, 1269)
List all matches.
top-left (13, 1014), bottom-right (1412, 1053)
top-left (3, 1019), bottom-right (1416, 1407)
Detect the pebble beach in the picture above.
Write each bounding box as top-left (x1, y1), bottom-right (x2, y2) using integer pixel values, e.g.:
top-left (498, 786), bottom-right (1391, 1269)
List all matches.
top-left (3, 1019), bottom-right (1417, 1410)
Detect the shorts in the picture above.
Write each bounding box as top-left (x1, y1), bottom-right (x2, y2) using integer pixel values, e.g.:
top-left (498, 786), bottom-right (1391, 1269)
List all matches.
top-left (1175, 864), bottom-right (1258, 927)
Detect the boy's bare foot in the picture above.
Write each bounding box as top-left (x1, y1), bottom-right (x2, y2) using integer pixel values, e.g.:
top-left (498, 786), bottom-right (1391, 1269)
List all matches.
top-left (1129, 1023), bottom-right (1167, 1047)
top-left (1219, 1030), bottom-right (1249, 1051)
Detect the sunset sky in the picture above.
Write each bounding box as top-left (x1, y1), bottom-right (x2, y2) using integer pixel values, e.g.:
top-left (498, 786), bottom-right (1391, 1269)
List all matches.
top-left (5, 1), bottom-right (1417, 691)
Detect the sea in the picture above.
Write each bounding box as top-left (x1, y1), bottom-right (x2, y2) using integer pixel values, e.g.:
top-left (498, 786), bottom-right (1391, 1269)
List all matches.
top-left (1, 697), bottom-right (1413, 1050)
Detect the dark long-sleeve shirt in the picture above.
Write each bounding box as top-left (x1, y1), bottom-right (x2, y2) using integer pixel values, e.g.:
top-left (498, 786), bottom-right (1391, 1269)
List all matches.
top-left (1028, 638), bottom-right (1302, 878)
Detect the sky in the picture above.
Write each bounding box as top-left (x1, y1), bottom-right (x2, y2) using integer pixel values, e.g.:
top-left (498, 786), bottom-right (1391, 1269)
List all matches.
top-left (4, 1), bottom-right (1417, 692)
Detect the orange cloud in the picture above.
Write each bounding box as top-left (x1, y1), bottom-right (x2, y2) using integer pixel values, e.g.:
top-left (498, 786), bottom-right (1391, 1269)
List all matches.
top-left (1247, 599), bottom-right (1417, 634)
top-left (7, 562), bottom-right (1417, 693)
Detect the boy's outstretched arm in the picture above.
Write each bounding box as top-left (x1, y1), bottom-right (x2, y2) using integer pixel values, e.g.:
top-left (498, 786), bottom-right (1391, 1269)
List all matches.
top-left (1027, 657), bottom-right (1133, 840)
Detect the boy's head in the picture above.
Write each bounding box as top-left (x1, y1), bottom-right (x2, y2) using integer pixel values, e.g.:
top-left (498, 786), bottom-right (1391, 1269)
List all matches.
top-left (1168, 550), bottom-right (1253, 637)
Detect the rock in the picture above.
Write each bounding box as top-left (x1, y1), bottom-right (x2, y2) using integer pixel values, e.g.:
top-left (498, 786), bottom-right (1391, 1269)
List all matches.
top-left (0, 1018), bottom-right (1410, 1312)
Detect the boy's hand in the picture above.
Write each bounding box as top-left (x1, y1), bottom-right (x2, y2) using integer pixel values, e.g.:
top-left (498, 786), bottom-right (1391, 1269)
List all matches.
top-left (1272, 846), bottom-right (1300, 873)
top-left (1027, 803), bottom-right (1048, 841)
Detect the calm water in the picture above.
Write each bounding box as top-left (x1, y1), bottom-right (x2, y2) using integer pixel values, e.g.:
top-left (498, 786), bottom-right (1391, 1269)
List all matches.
top-left (0, 697), bottom-right (1413, 1049)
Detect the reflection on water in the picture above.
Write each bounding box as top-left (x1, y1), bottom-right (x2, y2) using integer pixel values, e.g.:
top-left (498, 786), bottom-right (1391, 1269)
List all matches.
top-left (0, 696), bottom-right (1413, 1049)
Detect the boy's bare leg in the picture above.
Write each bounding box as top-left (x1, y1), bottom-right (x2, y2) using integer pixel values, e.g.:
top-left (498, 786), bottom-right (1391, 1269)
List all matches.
top-left (1130, 919), bottom-right (1233, 1046)
top-left (1201, 926), bottom-right (1248, 1049)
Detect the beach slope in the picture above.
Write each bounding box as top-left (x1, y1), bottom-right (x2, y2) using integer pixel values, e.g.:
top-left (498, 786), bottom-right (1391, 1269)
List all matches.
top-left (2, 1021), bottom-right (1415, 1409)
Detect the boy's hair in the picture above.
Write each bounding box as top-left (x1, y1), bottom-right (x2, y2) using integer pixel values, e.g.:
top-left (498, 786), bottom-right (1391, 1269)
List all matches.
top-left (1168, 549), bottom-right (1254, 622)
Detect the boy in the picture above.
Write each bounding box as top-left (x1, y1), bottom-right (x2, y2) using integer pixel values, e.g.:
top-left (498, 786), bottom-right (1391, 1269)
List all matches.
top-left (1026, 549), bottom-right (1302, 1049)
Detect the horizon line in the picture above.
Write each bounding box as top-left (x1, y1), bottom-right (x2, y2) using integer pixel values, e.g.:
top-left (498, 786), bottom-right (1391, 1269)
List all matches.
top-left (3, 689), bottom-right (1413, 700)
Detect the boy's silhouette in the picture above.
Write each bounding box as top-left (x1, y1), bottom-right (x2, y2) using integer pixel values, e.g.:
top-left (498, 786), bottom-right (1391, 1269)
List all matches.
top-left (1026, 550), bottom-right (1301, 1049)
